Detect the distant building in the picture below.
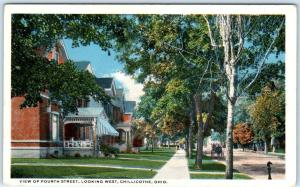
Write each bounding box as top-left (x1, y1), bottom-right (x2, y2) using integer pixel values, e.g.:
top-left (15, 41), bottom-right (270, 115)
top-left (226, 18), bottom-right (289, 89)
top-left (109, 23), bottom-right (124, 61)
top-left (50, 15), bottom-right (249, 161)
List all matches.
top-left (124, 101), bottom-right (136, 114)
top-left (115, 100), bottom-right (144, 152)
top-left (115, 88), bottom-right (125, 113)
top-left (73, 60), bottom-right (94, 74)
top-left (95, 77), bottom-right (116, 97)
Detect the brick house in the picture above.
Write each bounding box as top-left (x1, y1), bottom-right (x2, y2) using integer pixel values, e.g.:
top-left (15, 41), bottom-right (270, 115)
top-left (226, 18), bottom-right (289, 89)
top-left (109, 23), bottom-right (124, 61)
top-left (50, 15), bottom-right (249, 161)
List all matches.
top-left (11, 42), bottom-right (140, 157)
top-left (11, 41), bottom-right (68, 158)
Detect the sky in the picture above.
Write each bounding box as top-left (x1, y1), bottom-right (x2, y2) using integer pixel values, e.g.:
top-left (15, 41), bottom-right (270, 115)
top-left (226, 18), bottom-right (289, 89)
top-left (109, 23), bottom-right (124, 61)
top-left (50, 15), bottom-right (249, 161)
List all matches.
top-left (63, 39), bottom-right (144, 102)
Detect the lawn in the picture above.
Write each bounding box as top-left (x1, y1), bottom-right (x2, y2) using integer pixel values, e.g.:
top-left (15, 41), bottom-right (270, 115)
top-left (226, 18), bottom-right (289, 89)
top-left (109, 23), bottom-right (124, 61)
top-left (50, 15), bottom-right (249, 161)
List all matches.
top-left (11, 147), bottom-right (176, 179)
top-left (119, 148), bottom-right (176, 161)
top-left (267, 149), bottom-right (285, 159)
top-left (274, 148), bottom-right (285, 154)
top-left (190, 173), bottom-right (252, 179)
top-left (191, 150), bottom-right (212, 160)
top-left (188, 153), bottom-right (250, 179)
top-left (12, 148), bottom-right (176, 170)
top-left (188, 158), bottom-right (226, 172)
top-left (12, 157), bottom-right (164, 169)
top-left (11, 165), bottom-right (156, 179)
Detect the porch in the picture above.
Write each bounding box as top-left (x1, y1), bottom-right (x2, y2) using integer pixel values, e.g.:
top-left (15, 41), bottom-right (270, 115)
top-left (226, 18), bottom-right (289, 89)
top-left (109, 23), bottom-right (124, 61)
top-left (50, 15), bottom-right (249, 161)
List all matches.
top-left (115, 122), bottom-right (133, 152)
top-left (63, 107), bottom-right (119, 156)
top-left (64, 139), bottom-right (94, 148)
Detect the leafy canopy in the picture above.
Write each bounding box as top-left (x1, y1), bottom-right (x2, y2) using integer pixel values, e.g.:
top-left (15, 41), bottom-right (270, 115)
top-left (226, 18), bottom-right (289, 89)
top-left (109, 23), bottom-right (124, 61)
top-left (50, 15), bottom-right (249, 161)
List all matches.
top-left (12, 14), bottom-right (130, 113)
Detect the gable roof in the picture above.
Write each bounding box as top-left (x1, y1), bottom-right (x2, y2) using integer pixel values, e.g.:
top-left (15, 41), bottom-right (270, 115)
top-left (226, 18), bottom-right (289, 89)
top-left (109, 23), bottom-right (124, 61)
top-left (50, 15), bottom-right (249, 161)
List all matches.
top-left (95, 77), bottom-right (114, 89)
top-left (116, 88), bottom-right (124, 97)
top-left (57, 40), bottom-right (69, 61)
top-left (73, 61), bottom-right (90, 71)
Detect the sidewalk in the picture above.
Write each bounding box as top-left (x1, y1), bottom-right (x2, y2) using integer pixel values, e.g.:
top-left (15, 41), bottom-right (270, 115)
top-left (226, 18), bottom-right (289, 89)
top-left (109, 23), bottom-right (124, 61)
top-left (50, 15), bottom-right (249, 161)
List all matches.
top-left (153, 149), bottom-right (190, 179)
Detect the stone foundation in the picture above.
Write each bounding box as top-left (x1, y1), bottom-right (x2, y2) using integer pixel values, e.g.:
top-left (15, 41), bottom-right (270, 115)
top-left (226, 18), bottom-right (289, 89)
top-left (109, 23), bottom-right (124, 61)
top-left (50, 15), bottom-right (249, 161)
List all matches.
top-left (63, 148), bottom-right (95, 157)
top-left (11, 147), bottom-right (63, 158)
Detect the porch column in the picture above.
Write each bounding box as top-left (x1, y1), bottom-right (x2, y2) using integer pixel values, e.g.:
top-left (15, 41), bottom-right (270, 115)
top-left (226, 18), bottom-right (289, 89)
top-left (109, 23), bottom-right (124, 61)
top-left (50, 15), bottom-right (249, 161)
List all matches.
top-left (129, 130), bottom-right (132, 146)
top-left (89, 126), bottom-right (93, 141)
top-left (62, 123), bottom-right (65, 148)
top-left (92, 121), bottom-right (97, 157)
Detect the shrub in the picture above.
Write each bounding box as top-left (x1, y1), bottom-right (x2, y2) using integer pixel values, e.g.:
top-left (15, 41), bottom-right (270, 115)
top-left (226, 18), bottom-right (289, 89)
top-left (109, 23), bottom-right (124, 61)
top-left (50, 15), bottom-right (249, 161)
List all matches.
top-left (100, 145), bottom-right (120, 157)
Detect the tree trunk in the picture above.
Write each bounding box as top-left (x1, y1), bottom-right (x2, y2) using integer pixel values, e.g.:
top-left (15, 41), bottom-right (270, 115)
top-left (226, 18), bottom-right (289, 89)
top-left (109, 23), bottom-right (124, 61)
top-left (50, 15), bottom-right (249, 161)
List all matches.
top-left (264, 140), bottom-right (268, 154)
top-left (185, 134), bottom-right (189, 158)
top-left (188, 122), bottom-right (193, 159)
top-left (195, 125), bottom-right (204, 169)
top-left (194, 93), bottom-right (204, 169)
top-left (221, 15), bottom-right (237, 179)
top-left (151, 138), bottom-right (154, 153)
top-left (225, 99), bottom-right (235, 179)
top-left (145, 138), bottom-right (149, 150)
top-left (225, 66), bottom-right (237, 179)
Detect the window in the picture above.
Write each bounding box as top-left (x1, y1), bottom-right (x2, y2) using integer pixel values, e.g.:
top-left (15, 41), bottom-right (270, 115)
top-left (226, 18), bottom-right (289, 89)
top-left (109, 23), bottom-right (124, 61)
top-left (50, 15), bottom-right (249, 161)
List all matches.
top-left (51, 114), bottom-right (59, 141)
top-left (76, 99), bottom-right (89, 108)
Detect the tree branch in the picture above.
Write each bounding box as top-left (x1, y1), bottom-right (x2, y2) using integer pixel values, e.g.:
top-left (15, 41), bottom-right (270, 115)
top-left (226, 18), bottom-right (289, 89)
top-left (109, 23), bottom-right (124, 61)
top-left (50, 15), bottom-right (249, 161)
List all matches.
top-left (241, 19), bottom-right (284, 93)
top-left (203, 15), bottom-right (223, 48)
top-left (233, 15), bottom-right (244, 64)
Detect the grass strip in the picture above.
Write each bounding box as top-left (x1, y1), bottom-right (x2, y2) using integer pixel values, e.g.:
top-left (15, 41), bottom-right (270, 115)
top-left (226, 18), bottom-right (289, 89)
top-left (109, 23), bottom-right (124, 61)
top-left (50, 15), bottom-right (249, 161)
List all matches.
top-left (188, 159), bottom-right (226, 172)
top-left (190, 173), bottom-right (252, 179)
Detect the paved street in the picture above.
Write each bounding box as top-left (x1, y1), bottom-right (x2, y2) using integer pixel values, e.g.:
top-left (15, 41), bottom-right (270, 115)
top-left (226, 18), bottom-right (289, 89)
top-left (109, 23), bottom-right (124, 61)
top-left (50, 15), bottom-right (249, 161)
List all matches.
top-left (232, 150), bottom-right (285, 179)
top-left (154, 149), bottom-right (190, 179)
top-left (215, 149), bottom-right (285, 179)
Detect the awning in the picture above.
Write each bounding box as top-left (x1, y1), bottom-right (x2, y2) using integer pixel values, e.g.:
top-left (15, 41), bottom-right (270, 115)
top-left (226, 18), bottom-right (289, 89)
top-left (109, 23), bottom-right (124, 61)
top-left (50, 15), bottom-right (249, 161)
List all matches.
top-left (97, 117), bottom-right (119, 136)
top-left (65, 107), bottom-right (119, 137)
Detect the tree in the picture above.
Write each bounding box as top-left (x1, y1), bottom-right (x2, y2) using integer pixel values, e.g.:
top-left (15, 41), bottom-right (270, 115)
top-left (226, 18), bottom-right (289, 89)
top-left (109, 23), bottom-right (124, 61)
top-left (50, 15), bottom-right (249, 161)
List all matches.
top-left (203, 15), bottom-right (285, 178)
top-left (114, 15), bottom-right (226, 169)
top-left (151, 79), bottom-right (191, 136)
top-left (233, 123), bottom-right (254, 151)
top-left (249, 86), bottom-right (285, 154)
top-left (47, 61), bottom-right (111, 115)
top-left (132, 118), bottom-right (158, 152)
top-left (12, 14), bottom-right (129, 113)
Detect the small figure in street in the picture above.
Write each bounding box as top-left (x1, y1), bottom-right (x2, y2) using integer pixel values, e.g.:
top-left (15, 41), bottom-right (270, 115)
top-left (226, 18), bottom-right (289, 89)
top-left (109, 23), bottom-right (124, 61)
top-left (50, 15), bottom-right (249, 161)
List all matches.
top-left (267, 161), bottom-right (272, 180)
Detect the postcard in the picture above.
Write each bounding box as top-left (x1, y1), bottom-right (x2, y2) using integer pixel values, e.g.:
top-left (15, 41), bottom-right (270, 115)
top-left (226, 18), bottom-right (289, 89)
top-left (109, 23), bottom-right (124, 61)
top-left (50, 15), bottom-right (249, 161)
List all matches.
top-left (3, 4), bottom-right (297, 187)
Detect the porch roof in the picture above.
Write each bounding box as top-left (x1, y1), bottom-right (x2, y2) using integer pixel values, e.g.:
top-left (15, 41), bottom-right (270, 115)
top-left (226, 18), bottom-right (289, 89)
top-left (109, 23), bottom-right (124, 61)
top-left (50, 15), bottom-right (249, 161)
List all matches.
top-left (66, 107), bottom-right (105, 117)
top-left (65, 107), bottom-right (119, 137)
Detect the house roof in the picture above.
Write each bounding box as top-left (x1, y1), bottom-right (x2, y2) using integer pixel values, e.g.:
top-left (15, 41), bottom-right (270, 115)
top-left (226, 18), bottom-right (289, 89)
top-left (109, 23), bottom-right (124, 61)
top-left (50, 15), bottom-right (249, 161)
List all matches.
top-left (116, 88), bottom-right (124, 97)
top-left (73, 61), bottom-right (90, 71)
top-left (57, 40), bottom-right (69, 61)
top-left (124, 101), bottom-right (136, 113)
top-left (95, 77), bottom-right (114, 89)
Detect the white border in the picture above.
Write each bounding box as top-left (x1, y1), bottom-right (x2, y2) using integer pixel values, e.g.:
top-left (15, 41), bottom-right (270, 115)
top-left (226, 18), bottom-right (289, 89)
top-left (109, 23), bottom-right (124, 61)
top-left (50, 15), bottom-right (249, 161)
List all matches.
top-left (3, 4), bottom-right (297, 187)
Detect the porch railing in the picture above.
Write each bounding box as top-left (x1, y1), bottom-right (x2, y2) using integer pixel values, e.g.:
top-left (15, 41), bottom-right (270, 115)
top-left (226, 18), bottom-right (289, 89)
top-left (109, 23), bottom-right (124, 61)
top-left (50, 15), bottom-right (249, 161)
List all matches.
top-left (64, 140), bottom-right (93, 148)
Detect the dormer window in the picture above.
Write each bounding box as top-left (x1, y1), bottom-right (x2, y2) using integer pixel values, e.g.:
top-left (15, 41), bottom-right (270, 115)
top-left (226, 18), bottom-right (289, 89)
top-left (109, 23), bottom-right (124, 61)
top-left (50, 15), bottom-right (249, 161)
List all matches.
top-left (77, 99), bottom-right (89, 108)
